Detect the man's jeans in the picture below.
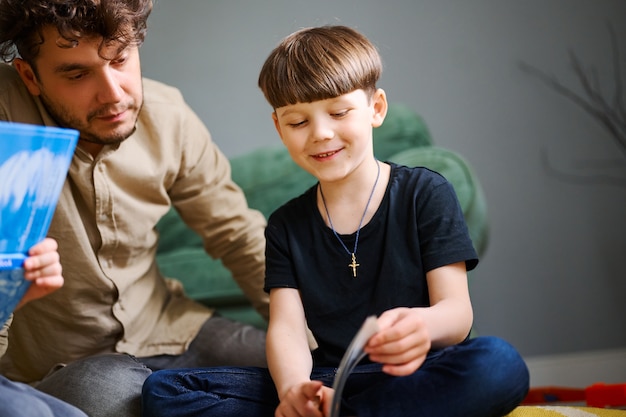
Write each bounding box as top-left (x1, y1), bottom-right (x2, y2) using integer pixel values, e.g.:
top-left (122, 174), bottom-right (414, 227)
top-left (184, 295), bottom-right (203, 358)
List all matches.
top-left (0, 375), bottom-right (88, 417)
top-left (142, 336), bottom-right (529, 417)
top-left (35, 315), bottom-right (267, 417)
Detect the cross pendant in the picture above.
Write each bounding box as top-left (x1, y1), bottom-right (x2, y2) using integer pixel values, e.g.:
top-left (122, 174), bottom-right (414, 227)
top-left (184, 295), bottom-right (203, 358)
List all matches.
top-left (348, 253), bottom-right (360, 278)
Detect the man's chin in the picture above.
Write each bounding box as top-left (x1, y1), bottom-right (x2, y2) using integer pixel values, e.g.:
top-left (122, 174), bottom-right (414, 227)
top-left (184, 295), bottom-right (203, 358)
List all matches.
top-left (80, 124), bottom-right (136, 145)
top-left (79, 133), bottom-right (131, 146)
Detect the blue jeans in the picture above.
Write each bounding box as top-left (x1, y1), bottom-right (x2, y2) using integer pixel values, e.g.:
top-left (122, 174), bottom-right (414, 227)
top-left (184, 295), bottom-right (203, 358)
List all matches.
top-left (0, 375), bottom-right (87, 417)
top-left (34, 315), bottom-right (266, 417)
top-left (142, 336), bottom-right (529, 417)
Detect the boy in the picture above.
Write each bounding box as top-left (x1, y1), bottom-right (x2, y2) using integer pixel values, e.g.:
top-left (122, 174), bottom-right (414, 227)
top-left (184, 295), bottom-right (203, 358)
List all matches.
top-left (142, 25), bottom-right (529, 417)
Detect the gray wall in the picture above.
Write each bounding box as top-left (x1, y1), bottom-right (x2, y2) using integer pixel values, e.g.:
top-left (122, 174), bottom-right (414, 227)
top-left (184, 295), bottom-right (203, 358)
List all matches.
top-left (140, 0), bottom-right (626, 358)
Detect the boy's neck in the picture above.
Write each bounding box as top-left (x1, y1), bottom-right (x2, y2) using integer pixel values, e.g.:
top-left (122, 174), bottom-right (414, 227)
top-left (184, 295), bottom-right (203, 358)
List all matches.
top-left (317, 160), bottom-right (389, 235)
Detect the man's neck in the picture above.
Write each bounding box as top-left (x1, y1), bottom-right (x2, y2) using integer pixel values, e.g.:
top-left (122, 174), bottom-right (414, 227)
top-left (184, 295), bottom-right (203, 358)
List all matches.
top-left (78, 139), bottom-right (105, 158)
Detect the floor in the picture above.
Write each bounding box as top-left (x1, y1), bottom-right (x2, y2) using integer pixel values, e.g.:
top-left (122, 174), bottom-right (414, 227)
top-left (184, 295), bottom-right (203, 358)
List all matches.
top-left (522, 348), bottom-right (626, 409)
top-left (524, 348), bottom-right (626, 387)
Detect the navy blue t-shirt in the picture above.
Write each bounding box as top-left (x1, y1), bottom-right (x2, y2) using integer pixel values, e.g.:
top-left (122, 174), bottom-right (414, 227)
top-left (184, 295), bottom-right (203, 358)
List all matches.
top-left (264, 163), bottom-right (478, 366)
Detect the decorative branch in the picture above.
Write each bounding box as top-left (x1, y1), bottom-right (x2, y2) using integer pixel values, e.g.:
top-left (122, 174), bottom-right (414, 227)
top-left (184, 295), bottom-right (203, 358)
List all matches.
top-left (518, 23), bottom-right (626, 187)
top-left (519, 22), bottom-right (626, 168)
top-left (540, 149), bottom-right (626, 188)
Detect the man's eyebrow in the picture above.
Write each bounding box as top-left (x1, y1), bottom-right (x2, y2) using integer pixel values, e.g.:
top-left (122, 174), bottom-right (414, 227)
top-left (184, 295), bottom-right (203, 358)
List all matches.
top-left (53, 63), bottom-right (89, 73)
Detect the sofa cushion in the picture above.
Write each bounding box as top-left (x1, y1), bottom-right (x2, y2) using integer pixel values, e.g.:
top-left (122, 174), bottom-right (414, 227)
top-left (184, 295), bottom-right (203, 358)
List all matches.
top-left (230, 146), bottom-right (316, 219)
top-left (373, 103), bottom-right (433, 155)
top-left (156, 247), bottom-right (267, 328)
top-left (387, 146), bottom-right (489, 256)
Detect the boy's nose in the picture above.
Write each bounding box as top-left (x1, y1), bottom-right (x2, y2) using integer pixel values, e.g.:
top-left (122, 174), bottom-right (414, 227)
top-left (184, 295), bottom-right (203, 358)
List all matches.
top-left (310, 121), bottom-right (334, 142)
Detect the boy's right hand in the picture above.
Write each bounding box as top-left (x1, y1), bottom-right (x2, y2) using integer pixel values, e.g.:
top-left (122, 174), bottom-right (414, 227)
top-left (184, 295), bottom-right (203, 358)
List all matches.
top-left (275, 380), bottom-right (332, 417)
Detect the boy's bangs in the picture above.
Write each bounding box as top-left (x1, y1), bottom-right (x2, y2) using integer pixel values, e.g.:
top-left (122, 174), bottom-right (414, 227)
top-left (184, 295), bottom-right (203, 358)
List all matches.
top-left (279, 69), bottom-right (358, 106)
top-left (258, 25), bottom-right (382, 109)
top-left (269, 54), bottom-right (376, 108)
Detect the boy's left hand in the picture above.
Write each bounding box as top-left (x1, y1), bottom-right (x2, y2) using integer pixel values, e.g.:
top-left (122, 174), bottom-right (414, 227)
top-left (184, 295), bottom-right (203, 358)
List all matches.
top-left (275, 380), bottom-right (332, 417)
top-left (364, 307), bottom-right (431, 376)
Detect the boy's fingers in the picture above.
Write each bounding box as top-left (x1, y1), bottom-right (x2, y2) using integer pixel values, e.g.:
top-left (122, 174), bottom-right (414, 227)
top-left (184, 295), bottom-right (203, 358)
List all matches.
top-left (375, 309), bottom-right (400, 329)
top-left (382, 357), bottom-right (424, 376)
top-left (28, 237), bottom-right (58, 255)
top-left (23, 250), bottom-right (60, 272)
top-left (303, 380), bottom-right (323, 399)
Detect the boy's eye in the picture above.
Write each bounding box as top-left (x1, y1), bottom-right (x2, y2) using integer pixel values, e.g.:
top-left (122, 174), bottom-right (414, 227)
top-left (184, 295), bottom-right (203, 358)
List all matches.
top-left (331, 110), bottom-right (349, 118)
top-left (287, 120), bottom-right (306, 127)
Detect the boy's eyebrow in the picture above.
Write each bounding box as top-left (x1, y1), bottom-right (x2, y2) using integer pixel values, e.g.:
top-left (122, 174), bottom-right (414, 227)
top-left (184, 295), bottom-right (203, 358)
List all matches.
top-left (275, 107), bottom-right (300, 118)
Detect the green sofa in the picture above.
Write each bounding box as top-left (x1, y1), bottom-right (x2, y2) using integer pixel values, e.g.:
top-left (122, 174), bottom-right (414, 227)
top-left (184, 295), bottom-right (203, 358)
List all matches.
top-left (155, 104), bottom-right (489, 329)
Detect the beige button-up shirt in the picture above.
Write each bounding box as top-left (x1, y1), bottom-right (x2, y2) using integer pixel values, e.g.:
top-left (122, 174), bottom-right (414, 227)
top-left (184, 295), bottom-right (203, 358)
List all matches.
top-left (0, 64), bottom-right (268, 383)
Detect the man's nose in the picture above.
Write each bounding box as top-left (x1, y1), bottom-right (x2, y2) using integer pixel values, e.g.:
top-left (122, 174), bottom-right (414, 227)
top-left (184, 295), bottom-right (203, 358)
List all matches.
top-left (96, 68), bottom-right (124, 103)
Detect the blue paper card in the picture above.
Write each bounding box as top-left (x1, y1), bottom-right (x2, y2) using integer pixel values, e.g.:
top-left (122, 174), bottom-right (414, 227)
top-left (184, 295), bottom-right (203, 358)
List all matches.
top-left (0, 121), bottom-right (78, 324)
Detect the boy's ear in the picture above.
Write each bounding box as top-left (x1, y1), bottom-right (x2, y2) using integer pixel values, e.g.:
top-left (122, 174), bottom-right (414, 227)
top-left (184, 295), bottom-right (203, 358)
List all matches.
top-left (371, 88), bottom-right (388, 128)
top-left (272, 111), bottom-right (284, 140)
top-left (13, 58), bottom-right (42, 96)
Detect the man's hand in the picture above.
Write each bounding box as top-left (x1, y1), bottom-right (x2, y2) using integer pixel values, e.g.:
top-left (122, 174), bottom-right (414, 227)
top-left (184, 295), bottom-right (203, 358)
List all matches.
top-left (16, 238), bottom-right (64, 310)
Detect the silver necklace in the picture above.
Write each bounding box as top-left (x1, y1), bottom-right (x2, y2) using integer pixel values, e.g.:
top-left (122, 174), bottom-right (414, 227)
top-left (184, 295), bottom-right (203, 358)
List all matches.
top-left (319, 160), bottom-right (381, 278)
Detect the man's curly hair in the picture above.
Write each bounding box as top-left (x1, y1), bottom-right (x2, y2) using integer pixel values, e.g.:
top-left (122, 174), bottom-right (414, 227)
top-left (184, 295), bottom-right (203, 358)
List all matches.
top-left (0, 0), bottom-right (152, 63)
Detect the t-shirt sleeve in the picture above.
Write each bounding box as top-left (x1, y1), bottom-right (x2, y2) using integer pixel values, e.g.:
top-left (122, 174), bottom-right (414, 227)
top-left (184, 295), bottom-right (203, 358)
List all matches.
top-left (264, 210), bottom-right (299, 293)
top-left (417, 178), bottom-right (479, 273)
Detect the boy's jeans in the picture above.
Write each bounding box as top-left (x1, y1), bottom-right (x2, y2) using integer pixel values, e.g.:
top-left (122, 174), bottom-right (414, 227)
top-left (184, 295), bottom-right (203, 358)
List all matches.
top-left (142, 336), bottom-right (529, 417)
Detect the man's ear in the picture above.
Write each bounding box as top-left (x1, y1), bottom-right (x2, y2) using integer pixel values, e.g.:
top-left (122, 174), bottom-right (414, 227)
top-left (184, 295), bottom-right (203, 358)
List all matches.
top-left (272, 111), bottom-right (284, 140)
top-left (371, 88), bottom-right (388, 128)
top-left (13, 58), bottom-right (42, 96)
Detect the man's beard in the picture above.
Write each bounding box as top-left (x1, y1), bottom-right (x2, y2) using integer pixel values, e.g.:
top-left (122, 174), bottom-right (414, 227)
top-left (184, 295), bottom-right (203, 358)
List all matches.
top-left (39, 92), bottom-right (142, 146)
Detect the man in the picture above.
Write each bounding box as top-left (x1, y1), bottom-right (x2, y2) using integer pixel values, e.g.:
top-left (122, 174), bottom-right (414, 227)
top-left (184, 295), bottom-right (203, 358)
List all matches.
top-left (0, 1), bottom-right (268, 416)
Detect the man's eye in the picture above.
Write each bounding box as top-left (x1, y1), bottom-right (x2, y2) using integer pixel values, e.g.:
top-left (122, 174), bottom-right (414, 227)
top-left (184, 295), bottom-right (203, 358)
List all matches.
top-left (288, 120), bottom-right (306, 127)
top-left (112, 56), bottom-right (128, 66)
top-left (331, 110), bottom-right (349, 118)
top-left (66, 72), bottom-right (87, 81)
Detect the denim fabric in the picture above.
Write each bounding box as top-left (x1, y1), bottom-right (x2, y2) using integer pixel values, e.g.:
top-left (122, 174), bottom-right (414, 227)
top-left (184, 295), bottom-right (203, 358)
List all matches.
top-left (142, 336), bottom-right (529, 417)
top-left (36, 353), bottom-right (151, 417)
top-left (141, 315), bottom-right (267, 370)
top-left (33, 316), bottom-right (266, 417)
top-left (0, 375), bottom-right (88, 417)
